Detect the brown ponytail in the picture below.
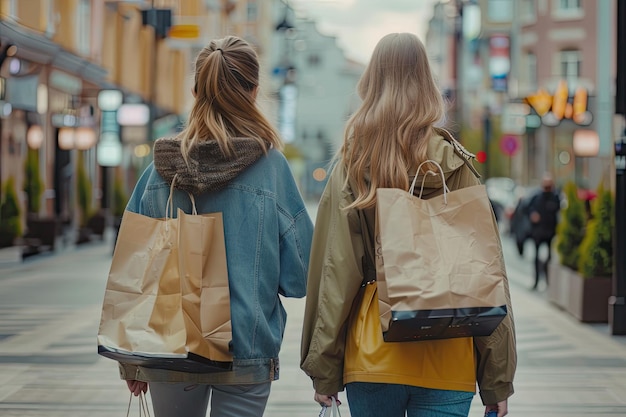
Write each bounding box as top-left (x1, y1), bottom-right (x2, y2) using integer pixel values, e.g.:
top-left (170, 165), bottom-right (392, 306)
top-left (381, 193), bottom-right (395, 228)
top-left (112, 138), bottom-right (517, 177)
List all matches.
top-left (180, 36), bottom-right (282, 163)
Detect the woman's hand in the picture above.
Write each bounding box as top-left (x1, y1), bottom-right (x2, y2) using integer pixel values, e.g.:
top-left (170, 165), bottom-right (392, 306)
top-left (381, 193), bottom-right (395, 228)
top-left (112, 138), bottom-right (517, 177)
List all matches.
top-left (314, 392), bottom-right (341, 407)
top-left (485, 399), bottom-right (508, 417)
top-left (126, 380), bottom-right (148, 397)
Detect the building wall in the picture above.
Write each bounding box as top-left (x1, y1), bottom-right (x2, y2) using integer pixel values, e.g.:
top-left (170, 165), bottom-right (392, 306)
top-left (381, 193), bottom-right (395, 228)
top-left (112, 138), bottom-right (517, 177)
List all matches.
top-left (0, 0), bottom-right (232, 234)
top-left (517, 0), bottom-right (616, 189)
top-left (521, 0), bottom-right (597, 91)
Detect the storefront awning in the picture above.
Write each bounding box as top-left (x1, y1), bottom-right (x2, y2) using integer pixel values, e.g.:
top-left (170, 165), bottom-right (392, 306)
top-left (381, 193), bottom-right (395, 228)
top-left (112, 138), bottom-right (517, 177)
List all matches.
top-left (0, 19), bottom-right (108, 86)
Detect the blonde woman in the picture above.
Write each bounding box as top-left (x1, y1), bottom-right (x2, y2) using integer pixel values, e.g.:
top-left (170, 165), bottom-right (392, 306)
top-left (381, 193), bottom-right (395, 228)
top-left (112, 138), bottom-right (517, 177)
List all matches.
top-left (301, 33), bottom-right (516, 417)
top-left (120, 36), bottom-right (314, 417)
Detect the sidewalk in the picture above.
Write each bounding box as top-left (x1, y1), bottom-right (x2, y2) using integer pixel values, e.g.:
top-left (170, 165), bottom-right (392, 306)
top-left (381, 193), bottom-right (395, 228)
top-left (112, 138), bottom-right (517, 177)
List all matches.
top-left (0, 216), bottom-right (625, 416)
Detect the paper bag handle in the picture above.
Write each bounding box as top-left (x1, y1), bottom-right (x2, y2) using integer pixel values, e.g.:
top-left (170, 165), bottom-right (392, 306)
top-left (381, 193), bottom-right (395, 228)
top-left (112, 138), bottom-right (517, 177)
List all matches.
top-left (165, 174), bottom-right (199, 232)
top-left (126, 391), bottom-right (151, 417)
top-left (409, 160), bottom-right (450, 204)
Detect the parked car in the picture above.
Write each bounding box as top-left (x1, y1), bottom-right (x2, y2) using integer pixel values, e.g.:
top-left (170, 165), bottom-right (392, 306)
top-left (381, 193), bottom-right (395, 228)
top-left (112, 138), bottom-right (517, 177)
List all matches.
top-left (485, 177), bottom-right (518, 231)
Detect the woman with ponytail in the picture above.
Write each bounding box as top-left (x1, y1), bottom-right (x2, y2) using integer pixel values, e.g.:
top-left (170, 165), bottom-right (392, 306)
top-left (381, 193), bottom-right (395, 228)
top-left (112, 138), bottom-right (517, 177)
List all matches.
top-left (119, 36), bottom-right (313, 417)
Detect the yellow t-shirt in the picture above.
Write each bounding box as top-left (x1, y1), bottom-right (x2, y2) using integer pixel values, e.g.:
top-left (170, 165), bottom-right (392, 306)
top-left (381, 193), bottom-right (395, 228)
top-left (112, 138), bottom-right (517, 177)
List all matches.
top-left (344, 283), bottom-right (476, 393)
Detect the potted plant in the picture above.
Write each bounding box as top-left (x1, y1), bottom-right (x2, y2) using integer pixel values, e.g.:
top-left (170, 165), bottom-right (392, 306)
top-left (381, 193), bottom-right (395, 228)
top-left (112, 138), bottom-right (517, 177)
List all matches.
top-left (0, 177), bottom-right (22, 248)
top-left (549, 182), bottom-right (586, 309)
top-left (23, 148), bottom-right (44, 215)
top-left (571, 185), bottom-right (614, 322)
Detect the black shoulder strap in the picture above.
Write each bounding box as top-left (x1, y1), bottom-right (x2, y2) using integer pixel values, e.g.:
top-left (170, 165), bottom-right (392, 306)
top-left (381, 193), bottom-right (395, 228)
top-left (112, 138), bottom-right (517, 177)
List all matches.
top-left (346, 175), bottom-right (377, 284)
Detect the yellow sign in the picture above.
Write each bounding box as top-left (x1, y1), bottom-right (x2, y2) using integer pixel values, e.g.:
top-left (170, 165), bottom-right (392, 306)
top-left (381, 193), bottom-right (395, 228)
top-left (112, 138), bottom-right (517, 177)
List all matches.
top-left (168, 25), bottom-right (200, 39)
top-left (525, 88), bottom-right (552, 116)
top-left (524, 81), bottom-right (591, 126)
top-left (551, 80), bottom-right (568, 120)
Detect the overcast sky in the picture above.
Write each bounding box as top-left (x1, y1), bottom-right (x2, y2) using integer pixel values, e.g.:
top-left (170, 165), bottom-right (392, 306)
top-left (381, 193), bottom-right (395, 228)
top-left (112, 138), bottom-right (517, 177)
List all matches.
top-left (290, 0), bottom-right (440, 64)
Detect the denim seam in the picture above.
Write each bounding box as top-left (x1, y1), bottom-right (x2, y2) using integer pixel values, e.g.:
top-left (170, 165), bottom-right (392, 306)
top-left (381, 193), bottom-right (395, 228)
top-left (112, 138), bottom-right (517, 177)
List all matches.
top-left (250, 194), bottom-right (264, 357)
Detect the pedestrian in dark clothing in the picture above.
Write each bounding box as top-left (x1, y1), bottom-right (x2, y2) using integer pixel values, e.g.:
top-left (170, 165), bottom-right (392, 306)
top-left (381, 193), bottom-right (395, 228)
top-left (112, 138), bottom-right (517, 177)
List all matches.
top-left (528, 174), bottom-right (561, 290)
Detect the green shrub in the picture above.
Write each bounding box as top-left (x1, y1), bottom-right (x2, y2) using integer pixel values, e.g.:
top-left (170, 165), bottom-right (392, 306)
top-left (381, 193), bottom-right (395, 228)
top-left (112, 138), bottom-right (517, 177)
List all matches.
top-left (0, 177), bottom-right (22, 247)
top-left (76, 152), bottom-right (92, 227)
top-left (578, 186), bottom-right (614, 278)
top-left (112, 174), bottom-right (128, 218)
top-left (23, 148), bottom-right (44, 214)
top-left (556, 182), bottom-right (586, 270)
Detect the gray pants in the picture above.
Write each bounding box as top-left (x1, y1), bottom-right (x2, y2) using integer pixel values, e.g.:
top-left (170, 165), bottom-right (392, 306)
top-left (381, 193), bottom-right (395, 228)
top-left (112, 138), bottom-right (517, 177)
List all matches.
top-left (149, 382), bottom-right (271, 417)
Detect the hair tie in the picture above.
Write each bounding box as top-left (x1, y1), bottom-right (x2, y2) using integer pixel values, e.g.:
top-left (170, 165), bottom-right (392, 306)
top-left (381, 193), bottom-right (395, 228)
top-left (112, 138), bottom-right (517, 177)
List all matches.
top-left (216, 48), bottom-right (224, 54)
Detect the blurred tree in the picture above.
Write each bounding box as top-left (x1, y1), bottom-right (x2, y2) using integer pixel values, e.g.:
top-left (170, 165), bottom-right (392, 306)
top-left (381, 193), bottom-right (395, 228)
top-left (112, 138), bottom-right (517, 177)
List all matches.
top-left (23, 148), bottom-right (44, 214)
top-left (556, 182), bottom-right (586, 270)
top-left (0, 177), bottom-right (22, 248)
top-left (578, 185), bottom-right (614, 278)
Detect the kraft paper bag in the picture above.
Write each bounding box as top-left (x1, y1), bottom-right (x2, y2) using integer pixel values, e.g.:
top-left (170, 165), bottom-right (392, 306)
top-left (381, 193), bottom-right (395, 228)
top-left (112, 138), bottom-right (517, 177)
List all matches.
top-left (97, 203), bottom-right (233, 373)
top-left (375, 160), bottom-right (507, 342)
top-left (178, 210), bottom-right (232, 364)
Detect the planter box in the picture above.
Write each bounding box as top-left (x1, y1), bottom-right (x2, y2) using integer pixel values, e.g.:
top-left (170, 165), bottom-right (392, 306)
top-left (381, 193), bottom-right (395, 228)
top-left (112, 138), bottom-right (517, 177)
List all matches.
top-left (547, 262), bottom-right (611, 323)
top-left (547, 261), bottom-right (571, 310)
top-left (569, 274), bottom-right (612, 323)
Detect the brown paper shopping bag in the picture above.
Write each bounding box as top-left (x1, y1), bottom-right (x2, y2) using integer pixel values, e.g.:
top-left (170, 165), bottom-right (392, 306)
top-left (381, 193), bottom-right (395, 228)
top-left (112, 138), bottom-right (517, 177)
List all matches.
top-left (97, 182), bottom-right (233, 373)
top-left (178, 210), bottom-right (232, 364)
top-left (375, 160), bottom-right (507, 342)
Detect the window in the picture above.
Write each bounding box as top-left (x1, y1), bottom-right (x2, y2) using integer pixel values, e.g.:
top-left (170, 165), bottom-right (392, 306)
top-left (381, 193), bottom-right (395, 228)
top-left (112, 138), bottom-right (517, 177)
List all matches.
top-left (552, 0), bottom-right (583, 20)
top-left (558, 0), bottom-right (581, 10)
top-left (76, 0), bottom-right (91, 56)
top-left (45, 0), bottom-right (56, 38)
top-left (9, 0), bottom-right (17, 17)
top-left (560, 50), bottom-right (581, 80)
top-left (246, 1), bottom-right (257, 22)
top-left (521, 0), bottom-right (536, 20)
top-left (487, 0), bottom-right (513, 22)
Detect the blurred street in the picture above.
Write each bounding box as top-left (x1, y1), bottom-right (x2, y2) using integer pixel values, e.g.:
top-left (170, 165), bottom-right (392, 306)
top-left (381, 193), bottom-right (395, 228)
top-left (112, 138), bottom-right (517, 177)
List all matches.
top-left (0, 202), bottom-right (625, 417)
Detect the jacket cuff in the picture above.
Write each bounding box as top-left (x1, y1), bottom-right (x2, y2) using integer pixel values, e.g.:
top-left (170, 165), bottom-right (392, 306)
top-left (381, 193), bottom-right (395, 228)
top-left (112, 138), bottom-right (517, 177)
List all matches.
top-left (118, 362), bottom-right (140, 380)
top-left (312, 378), bottom-right (344, 395)
top-left (479, 383), bottom-right (514, 405)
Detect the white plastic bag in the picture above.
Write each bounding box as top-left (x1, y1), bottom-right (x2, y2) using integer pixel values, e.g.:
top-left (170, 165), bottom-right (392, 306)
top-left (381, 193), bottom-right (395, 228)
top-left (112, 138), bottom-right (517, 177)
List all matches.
top-left (318, 397), bottom-right (341, 417)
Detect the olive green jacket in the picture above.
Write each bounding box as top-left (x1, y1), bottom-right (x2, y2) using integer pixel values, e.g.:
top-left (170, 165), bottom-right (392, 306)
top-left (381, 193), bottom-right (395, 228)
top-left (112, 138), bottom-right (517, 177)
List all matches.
top-left (300, 129), bottom-right (516, 405)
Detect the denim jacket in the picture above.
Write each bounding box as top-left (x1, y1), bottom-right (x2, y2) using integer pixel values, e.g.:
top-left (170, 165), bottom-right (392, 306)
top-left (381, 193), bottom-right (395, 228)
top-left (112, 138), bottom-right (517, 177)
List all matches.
top-left (118, 138), bottom-right (313, 384)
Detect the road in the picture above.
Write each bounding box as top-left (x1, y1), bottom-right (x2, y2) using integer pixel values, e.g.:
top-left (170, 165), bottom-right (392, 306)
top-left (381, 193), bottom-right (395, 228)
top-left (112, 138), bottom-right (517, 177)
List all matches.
top-left (0, 205), bottom-right (625, 416)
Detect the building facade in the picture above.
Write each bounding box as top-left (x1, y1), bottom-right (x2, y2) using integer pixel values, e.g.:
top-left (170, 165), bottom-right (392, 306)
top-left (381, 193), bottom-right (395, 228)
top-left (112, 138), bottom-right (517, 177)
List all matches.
top-left (0, 0), bottom-right (230, 248)
top-left (427, 0), bottom-right (617, 192)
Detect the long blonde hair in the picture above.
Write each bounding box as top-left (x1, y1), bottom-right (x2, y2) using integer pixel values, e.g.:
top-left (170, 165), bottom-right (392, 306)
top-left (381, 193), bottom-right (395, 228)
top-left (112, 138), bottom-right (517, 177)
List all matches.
top-left (179, 36), bottom-right (282, 162)
top-left (341, 33), bottom-right (445, 209)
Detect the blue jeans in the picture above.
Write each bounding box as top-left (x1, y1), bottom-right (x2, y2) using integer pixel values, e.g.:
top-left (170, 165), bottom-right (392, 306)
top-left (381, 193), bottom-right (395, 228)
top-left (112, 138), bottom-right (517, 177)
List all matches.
top-left (346, 382), bottom-right (474, 417)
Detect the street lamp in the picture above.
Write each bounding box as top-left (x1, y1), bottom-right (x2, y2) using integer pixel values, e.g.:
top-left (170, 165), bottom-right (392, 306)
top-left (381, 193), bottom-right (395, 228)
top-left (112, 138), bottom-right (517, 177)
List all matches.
top-left (275, 1), bottom-right (298, 145)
